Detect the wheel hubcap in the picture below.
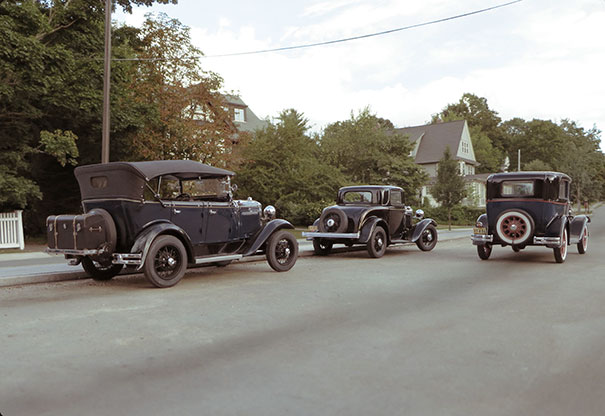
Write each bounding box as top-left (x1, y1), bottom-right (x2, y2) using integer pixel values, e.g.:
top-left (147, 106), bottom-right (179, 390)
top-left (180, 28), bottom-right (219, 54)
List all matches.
top-left (276, 239), bottom-right (292, 264)
top-left (155, 246), bottom-right (180, 280)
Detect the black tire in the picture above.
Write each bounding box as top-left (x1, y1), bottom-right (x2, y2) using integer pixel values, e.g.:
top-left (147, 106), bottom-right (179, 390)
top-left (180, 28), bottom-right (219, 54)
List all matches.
top-left (81, 257), bottom-right (123, 281)
top-left (143, 235), bottom-right (188, 288)
top-left (577, 227), bottom-right (588, 254)
top-left (367, 226), bottom-right (387, 258)
top-left (477, 244), bottom-right (492, 260)
top-left (266, 230), bottom-right (298, 272)
top-left (415, 224), bottom-right (437, 252)
top-left (313, 239), bottom-right (333, 256)
top-left (495, 209), bottom-right (534, 245)
top-left (512, 246), bottom-right (521, 252)
top-left (553, 228), bottom-right (568, 264)
top-left (318, 207), bottom-right (348, 233)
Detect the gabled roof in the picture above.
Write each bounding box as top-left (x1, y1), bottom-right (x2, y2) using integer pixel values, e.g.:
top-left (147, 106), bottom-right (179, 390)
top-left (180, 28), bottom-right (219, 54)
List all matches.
top-left (395, 120), bottom-right (476, 165)
top-left (223, 94), bottom-right (269, 133)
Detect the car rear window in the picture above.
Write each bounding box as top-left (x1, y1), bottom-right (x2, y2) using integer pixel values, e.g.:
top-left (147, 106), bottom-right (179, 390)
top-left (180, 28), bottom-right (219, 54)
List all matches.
top-left (343, 191), bottom-right (373, 204)
top-left (501, 181), bottom-right (534, 197)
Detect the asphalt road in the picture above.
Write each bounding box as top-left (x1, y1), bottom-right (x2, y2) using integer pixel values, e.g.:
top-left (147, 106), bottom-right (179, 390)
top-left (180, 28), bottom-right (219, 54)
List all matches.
top-left (1, 208), bottom-right (603, 416)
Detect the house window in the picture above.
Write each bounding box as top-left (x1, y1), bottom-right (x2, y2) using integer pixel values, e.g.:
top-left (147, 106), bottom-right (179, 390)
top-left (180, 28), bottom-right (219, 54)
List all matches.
top-left (461, 142), bottom-right (469, 153)
top-left (234, 108), bottom-right (245, 122)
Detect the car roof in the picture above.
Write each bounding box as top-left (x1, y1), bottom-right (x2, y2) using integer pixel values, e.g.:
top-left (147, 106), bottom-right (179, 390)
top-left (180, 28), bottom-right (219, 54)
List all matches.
top-left (487, 171), bottom-right (571, 183)
top-left (339, 185), bottom-right (403, 192)
top-left (75, 160), bottom-right (234, 181)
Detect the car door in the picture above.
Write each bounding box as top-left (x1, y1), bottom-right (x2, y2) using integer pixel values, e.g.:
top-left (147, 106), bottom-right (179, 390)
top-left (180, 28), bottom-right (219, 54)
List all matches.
top-left (204, 201), bottom-right (238, 243)
top-left (387, 189), bottom-right (406, 238)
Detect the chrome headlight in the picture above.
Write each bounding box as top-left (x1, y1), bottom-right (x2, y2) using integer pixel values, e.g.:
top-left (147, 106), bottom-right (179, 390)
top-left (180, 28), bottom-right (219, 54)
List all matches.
top-left (415, 209), bottom-right (424, 219)
top-left (263, 205), bottom-right (276, 220)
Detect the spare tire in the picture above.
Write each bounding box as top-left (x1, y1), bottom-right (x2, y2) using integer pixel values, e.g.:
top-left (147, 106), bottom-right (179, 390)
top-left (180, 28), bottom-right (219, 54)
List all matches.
top-left (495, 209), bottom-right (534, 245)
top-left (87, 208), bottom-right (118, 263)
top-left (319, 207), bottom-right (348, 233)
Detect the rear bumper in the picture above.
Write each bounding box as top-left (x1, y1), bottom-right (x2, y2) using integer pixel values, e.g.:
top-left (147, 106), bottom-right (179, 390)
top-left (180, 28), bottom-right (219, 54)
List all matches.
top-left (302, 231), bottom-right (360, 241)
top-left (533, 236), bottom-right (561, 246)
top-left (46, 248), bottom-right (103, 256)
top-left (471, 234), bottom-right (493, 245)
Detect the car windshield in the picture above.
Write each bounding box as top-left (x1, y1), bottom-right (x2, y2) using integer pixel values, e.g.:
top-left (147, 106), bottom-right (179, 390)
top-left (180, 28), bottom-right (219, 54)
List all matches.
top-left (146, 176), bottom-right (231, 201)
top-left (342, 191), bottom-right (373, 204)
top-left (501, 181), bottom-right (535, 197)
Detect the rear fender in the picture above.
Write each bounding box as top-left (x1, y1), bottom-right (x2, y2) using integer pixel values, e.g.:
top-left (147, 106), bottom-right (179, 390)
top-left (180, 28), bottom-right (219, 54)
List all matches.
top-left (131, 222), bottom-right (194, 270)
top-left (359, 217), bottom-right (388, 244)
top-left (475, 213), bottom-right (488, 228)
top-left (569, 215), bottom-right (590, 244)
top-left (243, 219), bottom-right (294, 256)
top-left (411, 219), bottom-right (438, 242)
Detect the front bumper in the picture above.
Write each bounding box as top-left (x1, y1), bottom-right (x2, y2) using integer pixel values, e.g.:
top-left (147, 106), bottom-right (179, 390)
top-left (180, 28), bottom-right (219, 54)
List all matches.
top-left (302, 231), bottom-right (360, 241)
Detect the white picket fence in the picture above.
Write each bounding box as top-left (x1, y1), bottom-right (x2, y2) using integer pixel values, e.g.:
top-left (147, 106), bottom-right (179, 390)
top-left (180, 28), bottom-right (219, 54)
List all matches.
top-left (0, 210), bottom-right (25, 250)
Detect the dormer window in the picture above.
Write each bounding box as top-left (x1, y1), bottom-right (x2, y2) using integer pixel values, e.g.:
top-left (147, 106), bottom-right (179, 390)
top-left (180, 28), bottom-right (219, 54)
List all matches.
top-left (234, 108), bottom-right (245, 122)
top-left (461, 142), bottom-right (469, 153)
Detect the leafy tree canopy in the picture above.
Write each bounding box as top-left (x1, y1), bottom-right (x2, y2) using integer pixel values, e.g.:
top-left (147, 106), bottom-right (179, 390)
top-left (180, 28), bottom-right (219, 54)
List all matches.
top-left (320, 108), bottom-right (427, 202)
top-left (431, 147), bottom-right (467, 230)
top-left (236, 109), bottom-right (344, 224)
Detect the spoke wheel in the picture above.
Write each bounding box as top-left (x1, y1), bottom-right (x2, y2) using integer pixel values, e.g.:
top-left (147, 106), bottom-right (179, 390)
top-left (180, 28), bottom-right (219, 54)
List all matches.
top-left (81, 257), bottom-right (123, 281)
top-left (266, 230), bottom-right (298, 272)
top-left (416, 224), bottom-right (437, 252)
top-left (313, 239), bottom-right (333, 256)
top-left (496, 210), bottom-right (534, 245)
top-left (477, 244), bottom-right (492, 260)
top-left (577, 228), bottom-right (588, 254)
top-left (553, 228), bottom-right (568, 264)
top-left (144, 235), bottom-right (187, 288)
top-left (367, 227), bottom-right (387, 258)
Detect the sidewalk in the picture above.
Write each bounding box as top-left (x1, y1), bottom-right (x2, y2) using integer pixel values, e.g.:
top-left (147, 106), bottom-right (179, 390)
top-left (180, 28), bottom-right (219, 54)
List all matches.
top-left (0, 228), bottom-right (472, 288)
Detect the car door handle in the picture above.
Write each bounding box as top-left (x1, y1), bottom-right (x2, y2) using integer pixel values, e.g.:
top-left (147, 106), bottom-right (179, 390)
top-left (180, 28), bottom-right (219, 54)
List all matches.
top-left (173, 209), bottom-right (181, 214)
top-left (209, 209), bottom-right (217, 214)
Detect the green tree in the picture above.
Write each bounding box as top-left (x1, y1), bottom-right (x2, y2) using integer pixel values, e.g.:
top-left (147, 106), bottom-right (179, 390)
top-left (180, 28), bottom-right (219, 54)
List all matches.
top-left (0, 0), bottom-right (171, 231)
top-left (433, 94), bottom-right (505, 172)
top-left (125, 13), bottom-right (238, 167)
top-left (432, 147), bottom-right (467, 230)
top-left (235, 109), bottom-right (345, 224)
top-left (320, 108), bottom-right (427, 202)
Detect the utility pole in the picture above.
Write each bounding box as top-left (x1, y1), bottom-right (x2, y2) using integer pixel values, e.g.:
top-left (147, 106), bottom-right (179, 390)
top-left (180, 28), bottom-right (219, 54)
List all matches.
top-left (517, 149), bottom-right (521, 171)
top-left (101, 0), bottom-right (112, 163)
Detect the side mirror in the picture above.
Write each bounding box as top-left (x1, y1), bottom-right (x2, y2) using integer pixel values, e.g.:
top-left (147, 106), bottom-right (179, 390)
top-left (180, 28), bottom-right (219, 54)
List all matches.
top-left (415, 209), bottom-right (424, 220)
top-left (231, 183), bottom-right (238, 194)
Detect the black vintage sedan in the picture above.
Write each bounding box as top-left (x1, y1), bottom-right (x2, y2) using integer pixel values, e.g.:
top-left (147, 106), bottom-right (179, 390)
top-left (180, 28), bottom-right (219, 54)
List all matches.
top-left (302, 185), bottom-right (438, 258)
top-left (471, 171), bottom-right (590, 263)
top-left (47, 160), bottom-right (298, 287)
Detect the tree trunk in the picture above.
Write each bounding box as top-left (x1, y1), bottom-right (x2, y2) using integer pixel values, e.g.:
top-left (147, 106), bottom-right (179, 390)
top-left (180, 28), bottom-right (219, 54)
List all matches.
top-left (448, 208), bottom-right (452, 231)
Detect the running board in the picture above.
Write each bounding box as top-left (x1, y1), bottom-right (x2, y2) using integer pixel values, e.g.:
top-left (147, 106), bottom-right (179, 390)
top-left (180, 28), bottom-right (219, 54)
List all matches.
top-left (389, 239), bottom-right (412, 244)
top-left (195, 254), bottom-right (243, 265)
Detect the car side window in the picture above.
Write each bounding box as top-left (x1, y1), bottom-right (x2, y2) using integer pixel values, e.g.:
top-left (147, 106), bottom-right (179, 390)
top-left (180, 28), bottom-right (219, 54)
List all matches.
top-left (558, 180), bottom-right (569, 201)
top-left (182, 177), bottom-right (230, 201)
top-left (390, 190), bottom-right (403, 206)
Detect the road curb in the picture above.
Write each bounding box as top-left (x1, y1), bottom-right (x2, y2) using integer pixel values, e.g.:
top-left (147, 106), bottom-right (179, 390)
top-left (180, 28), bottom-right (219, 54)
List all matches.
top-left (0, 231), bottom-right (471, 288)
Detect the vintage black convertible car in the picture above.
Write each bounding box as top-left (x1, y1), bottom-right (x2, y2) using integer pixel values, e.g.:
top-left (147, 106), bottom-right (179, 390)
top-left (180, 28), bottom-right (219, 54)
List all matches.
top-left (46, 160), bottom-right (298, 287)
top-left (471, 171), bottom-right (590, 263)
top-left (302, 185), bottom-right (438, 258)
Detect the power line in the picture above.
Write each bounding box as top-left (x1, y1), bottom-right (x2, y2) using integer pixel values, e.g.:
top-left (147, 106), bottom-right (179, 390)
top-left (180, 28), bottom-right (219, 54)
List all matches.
top-left (207, 0), bottom-right (523, 58)
top-left (108, 0), bottom-right (522, 61)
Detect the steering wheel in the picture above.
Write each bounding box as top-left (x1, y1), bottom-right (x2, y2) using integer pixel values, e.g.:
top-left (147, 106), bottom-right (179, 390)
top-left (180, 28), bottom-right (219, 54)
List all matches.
top-left (176, 193), bottom-right (192, 201)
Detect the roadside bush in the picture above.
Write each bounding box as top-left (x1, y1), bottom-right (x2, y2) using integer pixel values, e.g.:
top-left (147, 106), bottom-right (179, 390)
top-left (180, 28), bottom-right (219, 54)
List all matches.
top-left (420, 205), bottom-right (484, 226)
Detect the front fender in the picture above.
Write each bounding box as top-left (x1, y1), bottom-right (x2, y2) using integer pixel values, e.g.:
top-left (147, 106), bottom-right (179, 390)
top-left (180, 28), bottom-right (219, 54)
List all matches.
top-left (411, 218), bottom-right (437, 242)
top-left (131, 222), bottom-right (194, 270)
top-left (358, 217), bottom-right (388, 244)
top-left (569, 215), bottom-right (590, 244)
top-left (243, 219), bottom-right (294, 256)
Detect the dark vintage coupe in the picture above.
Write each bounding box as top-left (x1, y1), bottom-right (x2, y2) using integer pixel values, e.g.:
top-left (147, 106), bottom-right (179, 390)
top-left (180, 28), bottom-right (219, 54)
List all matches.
top-left (46, 160), bottom-right (298, 287)
top-left (471, 171), bottom-right (590, 263)
top-left (302, 185), bottom-right (438, 258)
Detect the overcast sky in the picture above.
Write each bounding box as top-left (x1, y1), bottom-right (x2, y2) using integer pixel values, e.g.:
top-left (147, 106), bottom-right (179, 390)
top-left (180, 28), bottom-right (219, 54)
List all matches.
top-left (115, 0), bottom-right (605, 150)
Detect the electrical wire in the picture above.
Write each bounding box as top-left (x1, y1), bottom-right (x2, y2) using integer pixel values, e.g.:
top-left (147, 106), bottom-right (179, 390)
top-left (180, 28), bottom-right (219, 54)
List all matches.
top-left (108, 0), bottom-right (522, 61)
